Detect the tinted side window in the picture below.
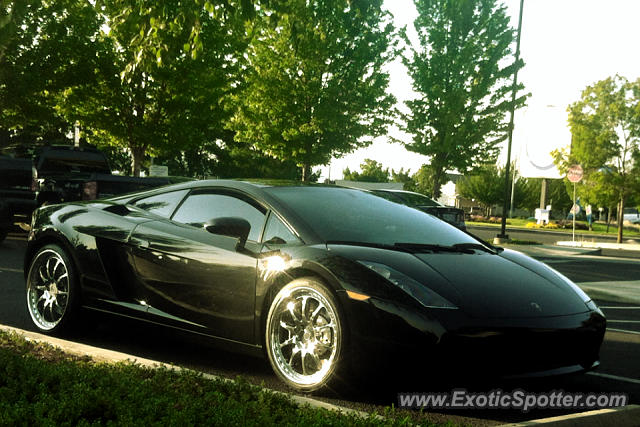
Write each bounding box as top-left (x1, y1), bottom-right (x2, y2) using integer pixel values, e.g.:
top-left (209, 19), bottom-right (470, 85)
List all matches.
top-left (371, 190), bottom-right (404, 204)
top-left (172, 192), bottom-right (266, 242)
top-left (262, 212), bottom-right (300, 244)
top-left (132, 189), bottom-right (189, 218)
top-left (399, 192), bottom-right (440, 207)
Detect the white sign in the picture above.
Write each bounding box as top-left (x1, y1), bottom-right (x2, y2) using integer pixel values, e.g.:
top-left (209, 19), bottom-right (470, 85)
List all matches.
top-left (535, 208), bottom-right (550, 225)
top-left (149, 165), bottom-right (169, 177)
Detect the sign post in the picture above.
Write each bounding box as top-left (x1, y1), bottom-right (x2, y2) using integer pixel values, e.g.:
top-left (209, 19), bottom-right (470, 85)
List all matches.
top-left (567, 165), bottom-right (583, 244)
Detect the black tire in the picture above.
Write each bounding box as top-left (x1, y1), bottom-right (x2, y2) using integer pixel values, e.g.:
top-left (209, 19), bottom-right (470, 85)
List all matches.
top-left (0, 227), bottom-right (7, 243)
top-left (265, 277), bottom-right (348, 392)
top-left (25, 244), bottom-right (80, 334)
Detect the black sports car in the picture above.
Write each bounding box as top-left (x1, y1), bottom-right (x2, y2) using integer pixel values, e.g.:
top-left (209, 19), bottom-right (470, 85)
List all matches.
top-left (24, 180), bottom-right (605, 391)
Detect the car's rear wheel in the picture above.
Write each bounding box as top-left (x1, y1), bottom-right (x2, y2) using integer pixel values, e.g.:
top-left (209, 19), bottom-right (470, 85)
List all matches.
top-left (26, 244), bottom-right (78, 334)
top-left (265, 278), bottom-right (346, 392)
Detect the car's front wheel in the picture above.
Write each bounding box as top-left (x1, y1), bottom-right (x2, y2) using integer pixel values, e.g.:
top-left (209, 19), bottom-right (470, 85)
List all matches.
top-left (26, 244), bottom-right (79, 334)
top-left (265, 278), bottom-right (346, 392)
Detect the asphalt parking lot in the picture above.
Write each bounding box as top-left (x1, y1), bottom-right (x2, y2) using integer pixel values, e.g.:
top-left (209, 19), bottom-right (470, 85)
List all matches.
top-left (2, 233), bottom-right (640, 425)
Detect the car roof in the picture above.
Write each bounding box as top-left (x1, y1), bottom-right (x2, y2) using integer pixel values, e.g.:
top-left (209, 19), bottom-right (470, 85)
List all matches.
top-left (374, 189), bottom-right (430, 196)
top-left (109, 179), bottom-right (349, 244)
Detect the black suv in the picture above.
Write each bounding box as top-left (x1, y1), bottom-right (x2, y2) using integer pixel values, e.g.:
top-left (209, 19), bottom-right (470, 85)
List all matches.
top-left (0, 145), bottom-right (173, 242)
top-left (0, 155), bottom-right (38, 241)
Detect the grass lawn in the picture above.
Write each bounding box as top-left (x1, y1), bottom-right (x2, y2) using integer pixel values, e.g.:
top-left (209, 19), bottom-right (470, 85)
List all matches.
top-left (468, 218), bottom-right (640, 238)
top-left (0, 330), bottom-right (452, 427)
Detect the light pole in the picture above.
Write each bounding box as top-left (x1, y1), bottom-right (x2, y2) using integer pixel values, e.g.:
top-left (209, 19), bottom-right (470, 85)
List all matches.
top-left (497, 0), bottom-right (524, 241)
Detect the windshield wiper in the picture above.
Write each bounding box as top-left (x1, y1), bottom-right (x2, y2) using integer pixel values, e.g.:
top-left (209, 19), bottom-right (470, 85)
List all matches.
top-left (393, 243), bottom-right (475, 254)
top-left (326, 240), bottom-right (406, 252)
top-left (451, 242), bottom-right (498, 254)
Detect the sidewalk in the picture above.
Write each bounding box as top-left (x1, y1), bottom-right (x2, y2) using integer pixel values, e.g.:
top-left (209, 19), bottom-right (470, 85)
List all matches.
top-left (498, 242), bottom-right (640, 260)
top-left (500, 243), bottom-right (602, 258)
top-left (556, 241), bottom-right (640, 259)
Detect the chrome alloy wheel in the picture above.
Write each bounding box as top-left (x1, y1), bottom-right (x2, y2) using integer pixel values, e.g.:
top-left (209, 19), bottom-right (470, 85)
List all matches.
top-left (268, 284), bottom-right (341, 388)
top-left (26, 248), bottom-right (71, 331)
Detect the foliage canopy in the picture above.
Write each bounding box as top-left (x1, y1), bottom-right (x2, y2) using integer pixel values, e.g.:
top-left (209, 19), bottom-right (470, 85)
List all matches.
top-left (553, 75), bottom-right (640, 242)
top-left (229, 0), bottom-right (397, 181)
top-left (400, 0), bottom-right (527, 198)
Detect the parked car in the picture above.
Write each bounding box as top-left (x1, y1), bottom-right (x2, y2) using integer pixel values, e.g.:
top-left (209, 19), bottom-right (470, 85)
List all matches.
top-left (0, 145), bottom-right (173, 242)
top-left (370, 189), bottom-right (467, 230)
top-left (25, 180), bottom-right (605, 392)
top-left (0, 155), bottom-right (38, 242)
top-left (623, 207), bottom-right (640, 224)
top-left (34, 146), bottom-right (172, 205)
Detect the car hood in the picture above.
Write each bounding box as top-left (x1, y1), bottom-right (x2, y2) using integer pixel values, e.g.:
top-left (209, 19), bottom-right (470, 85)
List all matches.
top-left (413, 250), bottom-right (589, 318)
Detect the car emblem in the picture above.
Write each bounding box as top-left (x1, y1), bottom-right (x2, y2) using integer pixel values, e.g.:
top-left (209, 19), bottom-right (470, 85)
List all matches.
top-left (530, 302), bottom-right (542, 313)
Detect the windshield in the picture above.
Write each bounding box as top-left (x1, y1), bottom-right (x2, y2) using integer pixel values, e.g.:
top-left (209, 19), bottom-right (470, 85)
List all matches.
top-left (265, 187), bottom-right (477, 246)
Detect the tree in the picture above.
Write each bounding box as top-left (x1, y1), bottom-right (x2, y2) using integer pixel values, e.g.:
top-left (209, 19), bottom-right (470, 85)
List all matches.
top-left (97, 0), bottom-right (269, 78)
top-left (0, 1), bottom-right (37, 61)
top-left (0, 0), bottom-right (99, 148)
top-left (519, 178), bottom-right (572, 215)
top-left (57, 2), bottom-right (246, 176)
top-left (400, 0), bottom-right (527, 198)
top-left (342, 159), bottom-right (390, 182)
top-left (391, 167), bottom-right (416, 191)
top-left (457, 163), bottom-right (531, 216)
top-left (553, 76), bottom-right (640, 243)
top-left (229, 0), bottom-right (397, 181)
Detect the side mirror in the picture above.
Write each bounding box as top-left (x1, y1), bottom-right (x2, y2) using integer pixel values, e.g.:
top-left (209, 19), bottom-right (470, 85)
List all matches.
top-left (205, 217), bottom-right (251, 249)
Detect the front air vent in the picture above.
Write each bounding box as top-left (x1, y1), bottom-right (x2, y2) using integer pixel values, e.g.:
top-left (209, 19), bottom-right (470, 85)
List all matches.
top-left (103, 204), bottom-right (132, 216)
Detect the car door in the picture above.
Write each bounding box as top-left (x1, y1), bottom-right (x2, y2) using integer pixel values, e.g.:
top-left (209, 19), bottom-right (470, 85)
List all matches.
top-left (129, 188), bottom-right (266, 343)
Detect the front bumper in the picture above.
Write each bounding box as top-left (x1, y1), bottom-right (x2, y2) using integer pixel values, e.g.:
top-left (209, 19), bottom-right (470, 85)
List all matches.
top-left (342, 294), bottom-right (606, 379)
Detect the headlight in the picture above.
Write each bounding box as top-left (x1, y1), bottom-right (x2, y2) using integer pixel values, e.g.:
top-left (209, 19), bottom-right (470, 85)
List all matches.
top-left (358, 261), bottom-right (457, 309)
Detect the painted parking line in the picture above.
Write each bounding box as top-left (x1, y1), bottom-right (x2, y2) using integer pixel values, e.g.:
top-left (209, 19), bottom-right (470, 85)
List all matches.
top-left (600, 306), bottom-right (640, 310)
top-left (587, 372), bottom-right (640, 385)
top-left (607, 328), bottom-right (640, 335)
top-left (606, 320), bottom-right (640, 324)
top-left (0, 268), bottom-right (22, 273)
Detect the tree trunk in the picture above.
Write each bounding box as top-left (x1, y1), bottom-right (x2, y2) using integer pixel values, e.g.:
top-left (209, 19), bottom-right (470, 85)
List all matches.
top-left (617, 197), bottom-right (624, 244)
top-left (301, 163), bottom-right (312, 182)
top-left (431, 166), bottom-right (444, 200)
top-left (131, 145), bottom-right (145, 177)
top-left (606, 205), bottom-right (612, 233)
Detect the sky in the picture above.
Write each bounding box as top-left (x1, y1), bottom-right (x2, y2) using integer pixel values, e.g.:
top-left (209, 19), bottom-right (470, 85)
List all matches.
top-left (317, 0), bottom-right (640, 182)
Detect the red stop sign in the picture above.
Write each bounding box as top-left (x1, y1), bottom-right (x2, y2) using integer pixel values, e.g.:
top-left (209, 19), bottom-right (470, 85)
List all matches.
top-left (567, 165), bottom-right (583, 183)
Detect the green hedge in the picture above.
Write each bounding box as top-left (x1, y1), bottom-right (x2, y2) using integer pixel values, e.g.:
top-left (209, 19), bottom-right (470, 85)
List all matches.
top-left (0, 331), bottom-right (437, 426)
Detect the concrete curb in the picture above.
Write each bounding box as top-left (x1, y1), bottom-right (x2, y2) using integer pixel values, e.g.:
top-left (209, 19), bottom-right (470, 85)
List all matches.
top-left (500, 244), bottom-right (602, 258)
top-left (0, 325), bottom-right (373, 419)
top-left (498, 404), bottom-right (640, 426)
top-left (467, 225), bottom-right (625, 243)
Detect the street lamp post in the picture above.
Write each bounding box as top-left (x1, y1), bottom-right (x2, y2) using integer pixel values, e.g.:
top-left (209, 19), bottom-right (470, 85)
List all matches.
top-left (498, 0), bottom-right (524, 241)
